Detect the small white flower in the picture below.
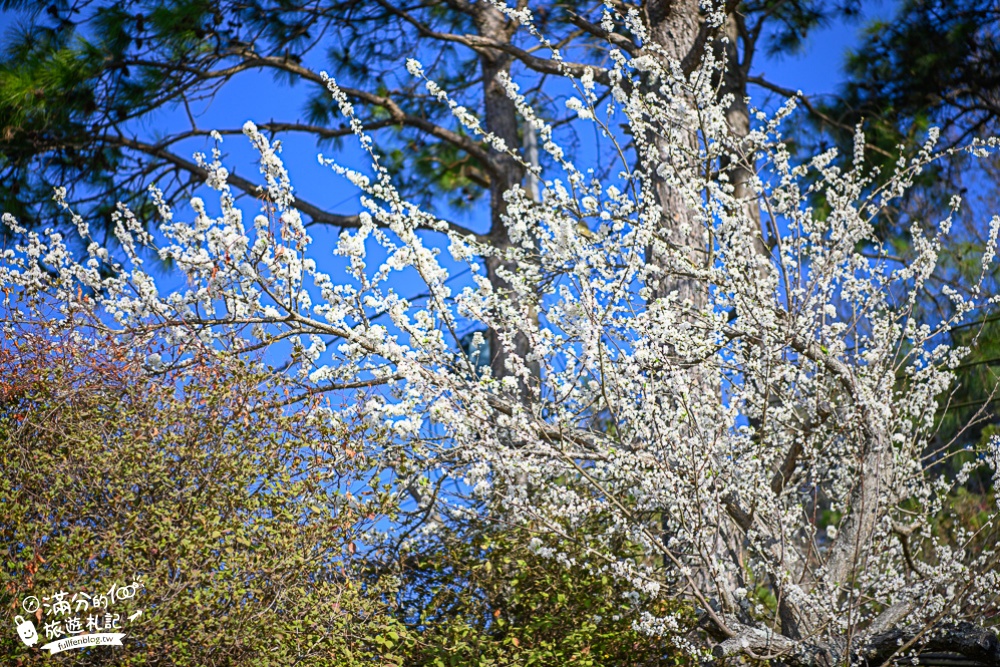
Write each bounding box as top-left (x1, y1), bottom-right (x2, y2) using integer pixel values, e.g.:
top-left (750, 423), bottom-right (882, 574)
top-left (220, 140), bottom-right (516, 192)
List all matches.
top-left (405, 58), bottom-right (424, 77)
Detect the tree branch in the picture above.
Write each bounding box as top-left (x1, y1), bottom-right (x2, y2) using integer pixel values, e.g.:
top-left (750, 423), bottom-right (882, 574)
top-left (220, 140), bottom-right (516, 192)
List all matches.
top-left (369, 0), bottom-right (613, 85)
top-left (133, 50), bottom-right (501, 174)
top-left (106, 134), bottom-right (484, 238)
top-left (747, 75), bottom-right (895, 159)
top-left (861, 622), bottom-right (1000, 667)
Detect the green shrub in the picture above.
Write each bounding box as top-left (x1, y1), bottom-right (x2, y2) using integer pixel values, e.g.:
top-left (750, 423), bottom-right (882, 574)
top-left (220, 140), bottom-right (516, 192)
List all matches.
top-left (0, 331), bottom-right (406, 666)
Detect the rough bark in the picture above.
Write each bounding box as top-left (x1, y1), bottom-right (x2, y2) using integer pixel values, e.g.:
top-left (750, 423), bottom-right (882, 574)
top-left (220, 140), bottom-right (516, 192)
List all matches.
top-left (644, 0), bottom-right (710, 308)
top-left (471, 4), bottom-right (541, 398)
top-left (859, 623), bottom-right (1000, 667)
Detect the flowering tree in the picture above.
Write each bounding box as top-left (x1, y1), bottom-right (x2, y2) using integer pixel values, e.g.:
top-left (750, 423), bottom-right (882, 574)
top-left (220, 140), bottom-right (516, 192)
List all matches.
top-left (3, 4), bottom-right (999, 665)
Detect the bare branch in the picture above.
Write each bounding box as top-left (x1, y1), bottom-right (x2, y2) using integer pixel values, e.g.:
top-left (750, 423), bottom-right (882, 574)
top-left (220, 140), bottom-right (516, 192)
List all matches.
top-left (106, 135), bottom-right (484, 238)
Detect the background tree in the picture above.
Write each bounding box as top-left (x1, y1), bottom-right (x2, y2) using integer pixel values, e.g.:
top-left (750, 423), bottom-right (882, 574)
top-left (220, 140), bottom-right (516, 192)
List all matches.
top-left (0, 0), bottom-right (865, 226)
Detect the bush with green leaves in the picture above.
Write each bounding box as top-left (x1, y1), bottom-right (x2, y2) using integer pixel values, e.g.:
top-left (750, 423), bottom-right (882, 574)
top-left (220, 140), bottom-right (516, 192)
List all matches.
top-left (395, 514), bottom-right (695, 667)
top-left (0, 327), bottom-right (407, 666)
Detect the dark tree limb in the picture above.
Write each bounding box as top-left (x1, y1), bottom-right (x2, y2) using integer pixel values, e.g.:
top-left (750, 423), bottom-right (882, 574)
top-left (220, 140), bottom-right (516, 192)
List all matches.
top-left (860, 623), bottom-right (1000, 667)
top-left (107, 135), bottom-right (485, 239)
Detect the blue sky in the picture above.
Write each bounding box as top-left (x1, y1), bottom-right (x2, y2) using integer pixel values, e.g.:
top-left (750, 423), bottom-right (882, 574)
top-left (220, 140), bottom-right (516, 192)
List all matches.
top-left (0, 2), bottom-right (889, 236)
top-left (755, 12), bottom-right (874, 97)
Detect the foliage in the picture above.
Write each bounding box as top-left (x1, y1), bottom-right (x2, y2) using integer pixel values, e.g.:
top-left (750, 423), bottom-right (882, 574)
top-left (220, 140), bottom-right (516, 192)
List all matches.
top-left (397, 513), bottom-right (694, 667)
top-left (829, 0), bottom-right (1000, 159)
top-left (0, 327), bottom-right (407, 666)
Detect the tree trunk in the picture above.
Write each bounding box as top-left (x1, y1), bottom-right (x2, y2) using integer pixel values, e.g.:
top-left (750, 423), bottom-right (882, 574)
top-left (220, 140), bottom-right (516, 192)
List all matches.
top-left (644, 0), bottom-right (709, 308)
top-left (474, 5), bottom-right (538, 397)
